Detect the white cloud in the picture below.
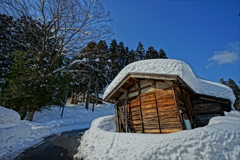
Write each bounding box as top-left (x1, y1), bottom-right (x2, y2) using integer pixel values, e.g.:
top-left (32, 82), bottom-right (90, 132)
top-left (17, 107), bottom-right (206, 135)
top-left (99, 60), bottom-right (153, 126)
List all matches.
top-left (209, 51), bottom-right (239, 65)
top-left (206, 41), bottom-right (240, 68)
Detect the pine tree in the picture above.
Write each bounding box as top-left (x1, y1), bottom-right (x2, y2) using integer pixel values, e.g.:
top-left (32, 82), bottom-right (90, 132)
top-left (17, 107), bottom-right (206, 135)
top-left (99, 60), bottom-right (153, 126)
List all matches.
top-left (220, 78), bottom-right (240, 110)
top-left (159, 49), bottom-right (168, 59)
top-left (146, 46), bottom-right (158, 59)
top-left (0, 16), bottom-right (70, 120)
top-left (136, 42), bottom-right (145, 60)
top-left (108, 39), bottom-right (120, 82)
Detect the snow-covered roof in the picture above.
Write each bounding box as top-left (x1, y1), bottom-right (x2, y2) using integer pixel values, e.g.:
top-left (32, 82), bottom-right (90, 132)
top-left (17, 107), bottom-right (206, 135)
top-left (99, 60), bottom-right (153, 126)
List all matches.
top-left (103, 59), bottom-right (235, 107)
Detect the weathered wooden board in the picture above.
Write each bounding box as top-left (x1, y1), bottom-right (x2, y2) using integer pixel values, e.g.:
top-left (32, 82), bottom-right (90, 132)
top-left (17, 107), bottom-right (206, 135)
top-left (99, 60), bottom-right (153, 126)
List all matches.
top-left (156, 82), bottom-right (170, 89)
top-left (160, 122), bottom-right (182, 128)
top-left (159, 117), bottom-right (180, 123)
top-left (161, 128), bottom-right (182, 134)
top-left (129, 91), bottom-right (139, 98)
top-left (194, 103), bottom-right (221, 114)
top-left (158, 105), bottom-right (178, 112)
top-left (140, 80), bottom-right (152, 88)
top-left (197, 114), bottom-right (221, 125)
top-left (156, 89), bottom-right (173, 97)
top-left (143, 124), bottom-right (160, 129)
top-left (159, 112), bottom-right (179, 118)
top-left (144, 129), bottom-right (161, 133)
top-left (129, 102), bottom-right (140, 107)
top-left (130, 106), bottom-right (141, 112)
top-left (131, 112), bottom-right (141, 117)
top-left (157, 98), bottom-right (175, 104)
top-left (141, 95), bottom-right (155, 103)
top-left (141, 103), bottom-right (156, 109)
top-left (156, 94), bottom-right (173, 100)
top-left (141, 101), bottom-right (156, 107)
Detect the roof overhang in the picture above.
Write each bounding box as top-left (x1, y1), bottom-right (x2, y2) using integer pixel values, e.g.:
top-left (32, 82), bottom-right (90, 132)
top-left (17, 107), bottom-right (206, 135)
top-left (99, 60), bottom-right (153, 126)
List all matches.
top-left (104, 72), bottom-right (179, 103)
top-left (104, 72), bottom-right (231, 105)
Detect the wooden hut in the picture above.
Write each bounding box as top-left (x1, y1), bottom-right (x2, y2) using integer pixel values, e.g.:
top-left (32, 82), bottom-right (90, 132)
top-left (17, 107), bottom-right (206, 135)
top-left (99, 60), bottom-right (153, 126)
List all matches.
top-left (103, 59), bottom-right (234, 134)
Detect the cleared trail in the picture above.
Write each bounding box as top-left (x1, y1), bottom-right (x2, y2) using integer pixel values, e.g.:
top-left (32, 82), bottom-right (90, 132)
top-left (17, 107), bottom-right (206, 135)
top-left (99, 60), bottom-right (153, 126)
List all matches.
top-left (15, 129), bottom-right (88, 160)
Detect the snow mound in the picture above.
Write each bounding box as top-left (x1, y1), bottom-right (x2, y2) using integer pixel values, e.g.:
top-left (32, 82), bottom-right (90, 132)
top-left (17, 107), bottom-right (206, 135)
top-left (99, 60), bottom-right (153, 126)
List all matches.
top-left (0, 106), bottom-right (21, 129)
top-left (75, 112), bottom-right (240, 160)
top-left (103, 59), bottom-right (235, 108)
top-left (0, 103), bottom-right (114, 160)
top-left (0, 107), bottom-right (32, 159)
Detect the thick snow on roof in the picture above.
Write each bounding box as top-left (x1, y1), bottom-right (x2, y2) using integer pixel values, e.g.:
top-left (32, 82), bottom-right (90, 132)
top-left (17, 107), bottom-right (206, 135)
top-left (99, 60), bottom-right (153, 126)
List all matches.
top-left (103, 59), bottom-right (235, 107)
top-left (75, 113), bottom-right (240, 160)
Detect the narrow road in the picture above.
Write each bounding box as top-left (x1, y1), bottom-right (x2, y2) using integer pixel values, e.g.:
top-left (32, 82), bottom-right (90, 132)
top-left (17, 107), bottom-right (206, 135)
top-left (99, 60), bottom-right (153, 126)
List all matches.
top-left (15, 129), bottom-right (88, 160)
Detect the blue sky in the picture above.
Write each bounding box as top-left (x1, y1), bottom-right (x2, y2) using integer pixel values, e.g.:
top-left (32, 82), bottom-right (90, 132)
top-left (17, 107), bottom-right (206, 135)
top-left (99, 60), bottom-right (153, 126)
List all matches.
top-left (103, 0), bottom-right (240, 83)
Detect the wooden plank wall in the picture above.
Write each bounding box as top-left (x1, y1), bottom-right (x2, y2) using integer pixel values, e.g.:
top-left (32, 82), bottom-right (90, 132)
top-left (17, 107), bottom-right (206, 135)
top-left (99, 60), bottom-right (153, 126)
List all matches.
top-left (193, 99), bottom-right (224, 126)
top-left (115, 78), bottom-right (229, 133)
top-left (118, 87), bottom-right (183, 134)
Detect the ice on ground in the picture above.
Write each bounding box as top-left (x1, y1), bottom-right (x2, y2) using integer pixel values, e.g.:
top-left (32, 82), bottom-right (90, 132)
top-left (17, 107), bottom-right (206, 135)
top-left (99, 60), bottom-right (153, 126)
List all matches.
top-left (0, 103), bottom-right (114, 160)
top-left (75, 112), bottom-right (240, 160)
top-left (103, 59), bottom-right (235, 109)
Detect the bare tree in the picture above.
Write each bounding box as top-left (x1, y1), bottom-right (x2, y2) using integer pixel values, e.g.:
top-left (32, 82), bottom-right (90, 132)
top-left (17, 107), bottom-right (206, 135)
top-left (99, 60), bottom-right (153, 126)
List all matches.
top-left (1, 0), bottom-right (113, 57)
top-left (0, 0), bottom-right (113, 121)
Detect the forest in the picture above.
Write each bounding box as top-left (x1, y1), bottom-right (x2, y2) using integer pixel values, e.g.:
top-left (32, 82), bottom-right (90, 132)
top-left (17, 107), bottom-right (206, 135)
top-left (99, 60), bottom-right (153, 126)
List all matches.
top-left (0, 0), bottom-right (239, 122)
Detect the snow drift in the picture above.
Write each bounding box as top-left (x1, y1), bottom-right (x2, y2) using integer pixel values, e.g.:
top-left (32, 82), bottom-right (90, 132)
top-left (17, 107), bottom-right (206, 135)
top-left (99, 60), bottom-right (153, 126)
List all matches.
top-left (103, 59), bottom-right (235, 108)
top-left (0, 107), bottom-right (21, 128)
top-left (0, 103), bottom-right (114, 160)
top-left (75, 112), bottom-right (240, 160)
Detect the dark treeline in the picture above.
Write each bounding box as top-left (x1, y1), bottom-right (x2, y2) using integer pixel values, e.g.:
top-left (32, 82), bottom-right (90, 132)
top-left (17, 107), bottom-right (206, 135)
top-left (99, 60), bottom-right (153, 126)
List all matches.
top-left (66, 40), bottom-right (167, 108)
top-left (220, 78), bottom-right (240, 111)
top-left (0, 14), bottom-right (168, 120)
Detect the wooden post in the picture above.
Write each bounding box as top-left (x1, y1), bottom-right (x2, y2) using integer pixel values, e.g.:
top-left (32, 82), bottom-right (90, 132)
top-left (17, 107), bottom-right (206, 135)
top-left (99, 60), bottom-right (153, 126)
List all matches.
top-left (154, 94), bottom-right (162, 134)
top-left (136, 81), bottom-right (144, 133)
top-left (172, 86), bottom-right (184, 130)
top-left (114, 103), bottom-right (119, 132)
top-left (124, 99), bottom-right (128, 132)
top-left (139, 96), bottom-right (144, 133)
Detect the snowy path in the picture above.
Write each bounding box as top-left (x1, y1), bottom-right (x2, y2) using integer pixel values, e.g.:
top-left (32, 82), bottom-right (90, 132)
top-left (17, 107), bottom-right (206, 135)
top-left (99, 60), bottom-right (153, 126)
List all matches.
top-left (15, 129), bottom-right (88, 160)
top-left (0, 104), bottom-right (114, 160)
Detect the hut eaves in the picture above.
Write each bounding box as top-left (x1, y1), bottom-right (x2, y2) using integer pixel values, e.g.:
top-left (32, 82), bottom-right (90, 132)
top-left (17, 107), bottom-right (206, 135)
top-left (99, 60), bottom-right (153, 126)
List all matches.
top-left (103, 59), bottom-right (235, 108)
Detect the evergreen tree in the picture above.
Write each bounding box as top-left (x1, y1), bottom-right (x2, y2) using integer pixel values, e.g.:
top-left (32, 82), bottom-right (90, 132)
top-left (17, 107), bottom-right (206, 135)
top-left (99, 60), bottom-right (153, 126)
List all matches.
top-left (0, 16), bottom-right (69, 120)
top-left (108, 39), bottom-right (119, 82)
top-left (129, 49), bottom-right (137, 63)
top-left (220, 78), bottom-right (240, 110)
top-left (136, 42), bottom-right (145, 60)
top-left (159, 49), bottom-right (168, 59)
top-left (146, 46), bottom-right (158, 59)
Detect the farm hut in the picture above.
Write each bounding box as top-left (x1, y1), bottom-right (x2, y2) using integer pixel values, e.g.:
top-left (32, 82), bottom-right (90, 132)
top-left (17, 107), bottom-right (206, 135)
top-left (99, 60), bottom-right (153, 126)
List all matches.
top-left (103, 59), bottom-right (235, 134)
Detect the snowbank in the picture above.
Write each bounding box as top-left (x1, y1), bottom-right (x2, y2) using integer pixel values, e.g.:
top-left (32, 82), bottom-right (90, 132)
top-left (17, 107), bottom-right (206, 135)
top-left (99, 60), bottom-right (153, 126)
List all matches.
top-left (103, 59), bottom-right (235, 108)
top-left (0, 107), bottom-right (21, 128)
top-left (0, 103), bottom-right (114, 160)
top-left (75, 112), bottom-right (240, 160)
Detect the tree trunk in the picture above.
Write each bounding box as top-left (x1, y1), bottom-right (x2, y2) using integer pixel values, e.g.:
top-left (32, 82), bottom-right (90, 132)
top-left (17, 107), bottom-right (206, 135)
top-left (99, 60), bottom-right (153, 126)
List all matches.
top-left (70, 91), bottom-right (74, 104)
top-left (74, 92), bottom-right (78, 104)
top-left (83, 86), bottom-right (86, 103)
top-left (85, 77), bottom-right (91, 110)
top-left (27, 110), bottom-right (35, 121)
top-left (19, 107), bottom-right (27, 120)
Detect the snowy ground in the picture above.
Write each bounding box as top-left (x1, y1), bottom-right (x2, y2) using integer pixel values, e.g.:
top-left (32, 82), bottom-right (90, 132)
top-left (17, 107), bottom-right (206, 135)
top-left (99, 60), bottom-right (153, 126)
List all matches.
top-left (75, 112), bottom-right (240, 160)
top-left (0, 103), bottom-right (114, 160)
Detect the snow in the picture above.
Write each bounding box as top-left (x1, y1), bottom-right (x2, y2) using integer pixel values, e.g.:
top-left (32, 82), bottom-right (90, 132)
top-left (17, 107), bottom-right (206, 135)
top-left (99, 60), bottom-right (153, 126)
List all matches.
top-left (103, 59), bottom-right (236, 109)
top-left (75, 112), bottom-right (240, 160)
top-left (0, 107), bottom-right (20, 128)
top-left (0, 103), bottom-right (114, 160)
